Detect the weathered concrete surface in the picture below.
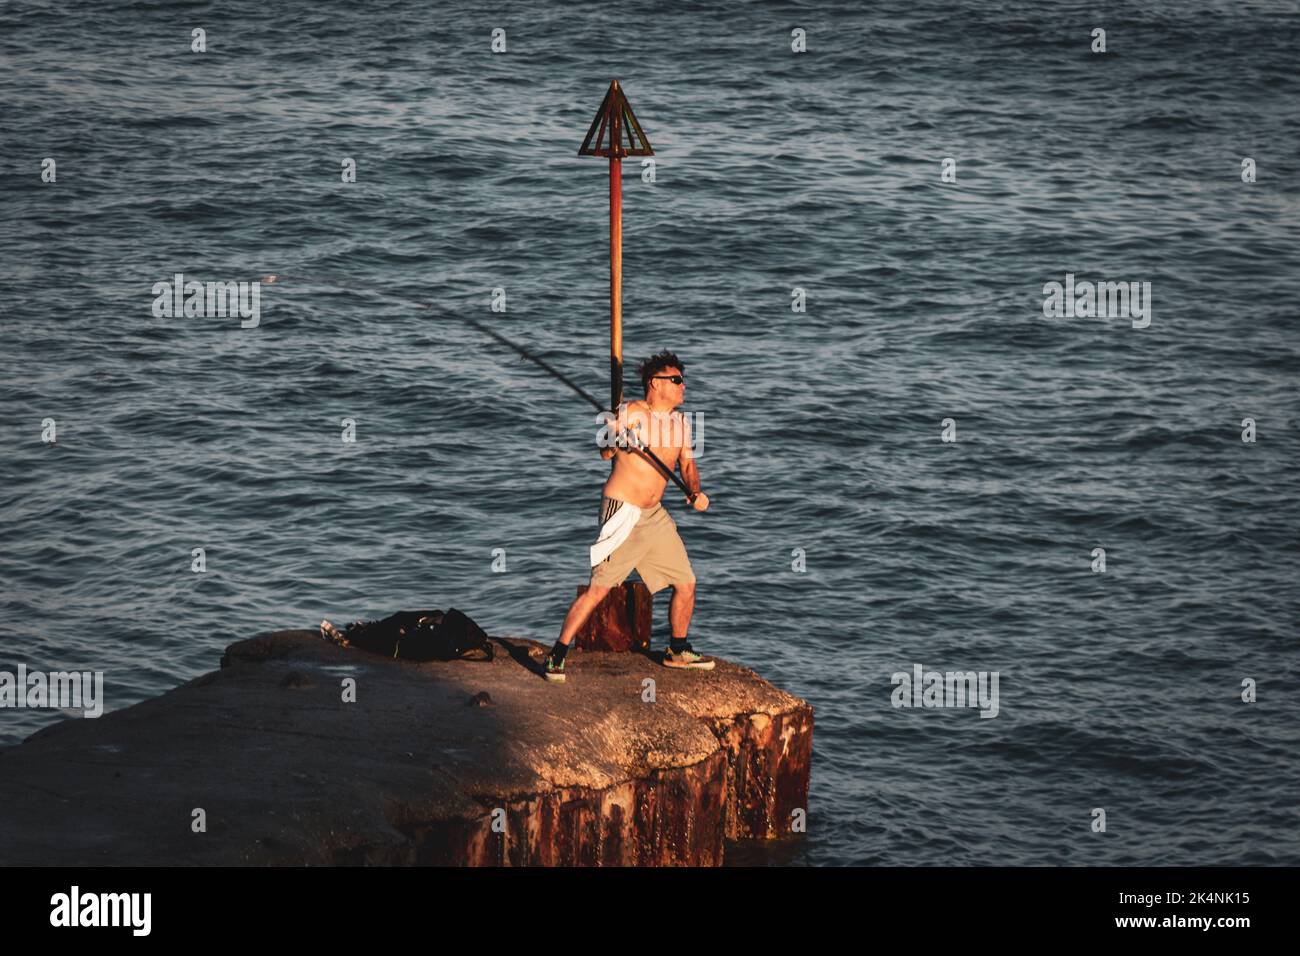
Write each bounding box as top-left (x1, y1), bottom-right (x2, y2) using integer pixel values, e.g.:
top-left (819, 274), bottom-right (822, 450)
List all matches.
top-left (0, 631), bottom-right (812, 866)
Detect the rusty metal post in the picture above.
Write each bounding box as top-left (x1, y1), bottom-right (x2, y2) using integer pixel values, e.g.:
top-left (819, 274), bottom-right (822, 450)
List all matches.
top-left (610, 149), bottom-right (623, 410)
top-left (579, 79), bottom-right (654, 414)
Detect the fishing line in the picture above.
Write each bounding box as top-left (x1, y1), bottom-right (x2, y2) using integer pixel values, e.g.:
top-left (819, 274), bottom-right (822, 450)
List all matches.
top-left (255, 272), bottom-right (697, 501)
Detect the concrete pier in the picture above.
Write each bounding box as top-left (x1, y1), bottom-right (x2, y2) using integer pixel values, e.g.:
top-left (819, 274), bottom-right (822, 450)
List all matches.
top-left (0, 630), bottom-right (813, 865)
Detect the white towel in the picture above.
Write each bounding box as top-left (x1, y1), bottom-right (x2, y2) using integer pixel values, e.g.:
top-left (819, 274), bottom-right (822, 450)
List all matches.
top-left (590, 500), bottom-right (642, 566)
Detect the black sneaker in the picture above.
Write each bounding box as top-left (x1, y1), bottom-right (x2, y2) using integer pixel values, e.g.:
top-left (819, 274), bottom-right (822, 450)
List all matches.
top-left (543, 651), bottom-right (566, 682)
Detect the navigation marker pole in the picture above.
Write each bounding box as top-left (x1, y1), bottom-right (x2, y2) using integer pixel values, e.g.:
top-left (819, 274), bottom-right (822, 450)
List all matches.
top-left (579, 80), bottom-right (654, 415)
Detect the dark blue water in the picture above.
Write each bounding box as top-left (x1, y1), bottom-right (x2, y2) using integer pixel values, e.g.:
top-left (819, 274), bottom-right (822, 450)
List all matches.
top-left (2, 0), bottom-right (1298, 866)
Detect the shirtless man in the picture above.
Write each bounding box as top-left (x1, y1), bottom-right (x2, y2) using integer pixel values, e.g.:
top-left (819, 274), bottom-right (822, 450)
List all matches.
top-left (543, 350), bottom-right (711, 682)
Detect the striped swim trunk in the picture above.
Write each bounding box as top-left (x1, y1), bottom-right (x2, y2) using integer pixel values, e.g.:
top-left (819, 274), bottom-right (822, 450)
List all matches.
top-left (589, 496), bottom-right (696, 594)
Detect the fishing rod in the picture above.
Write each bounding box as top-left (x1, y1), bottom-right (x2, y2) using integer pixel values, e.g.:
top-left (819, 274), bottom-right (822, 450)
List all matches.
top-left (257, 273), bottom-right (699, 503)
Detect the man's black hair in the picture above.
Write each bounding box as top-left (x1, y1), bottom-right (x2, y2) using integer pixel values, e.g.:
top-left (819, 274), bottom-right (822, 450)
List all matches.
top-left (638, 350), bottom-right (685, 395)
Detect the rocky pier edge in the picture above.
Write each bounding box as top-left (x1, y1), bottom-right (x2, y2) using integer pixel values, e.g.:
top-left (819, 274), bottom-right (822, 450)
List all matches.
top-left (0, 630), bottom-right (813, 865)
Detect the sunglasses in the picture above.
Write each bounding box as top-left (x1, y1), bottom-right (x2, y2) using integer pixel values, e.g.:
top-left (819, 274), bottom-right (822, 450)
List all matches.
top-left (651, 375), bottom-right (685, 384)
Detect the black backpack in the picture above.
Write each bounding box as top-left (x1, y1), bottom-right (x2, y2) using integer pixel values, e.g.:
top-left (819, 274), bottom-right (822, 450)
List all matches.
top-left (338, 609), bottom-right (493, 662)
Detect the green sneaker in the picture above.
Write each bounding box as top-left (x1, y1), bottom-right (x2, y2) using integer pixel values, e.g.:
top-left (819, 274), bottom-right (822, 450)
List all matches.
top-left (663, 644), bottom-right (715, 670)
top-left (543, 651), bottom-right (566, 682)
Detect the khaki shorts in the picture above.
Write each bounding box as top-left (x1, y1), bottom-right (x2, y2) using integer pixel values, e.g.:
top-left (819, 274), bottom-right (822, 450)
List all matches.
top-left (590, 497), bottom-right (696, 594)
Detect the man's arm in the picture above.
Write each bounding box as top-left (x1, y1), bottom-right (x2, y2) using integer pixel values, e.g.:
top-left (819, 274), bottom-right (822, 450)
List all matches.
top-left (680, 455), bottom-right (700, 497)
top-left (599, 402), bottom-right (650, 461)
top-left (679, 415), bottom-right (708, 510)
top-left (598, 402), bottom-right (630, 460)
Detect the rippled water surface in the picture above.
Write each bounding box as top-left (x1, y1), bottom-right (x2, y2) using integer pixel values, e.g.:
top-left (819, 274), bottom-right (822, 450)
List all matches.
top-left (2, 0), bottom-right (1298, 865)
